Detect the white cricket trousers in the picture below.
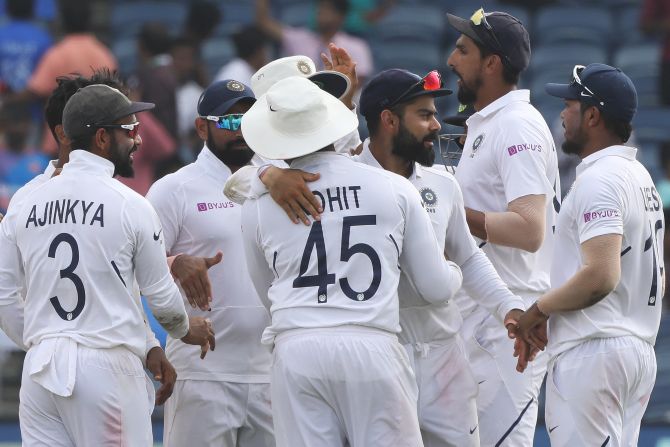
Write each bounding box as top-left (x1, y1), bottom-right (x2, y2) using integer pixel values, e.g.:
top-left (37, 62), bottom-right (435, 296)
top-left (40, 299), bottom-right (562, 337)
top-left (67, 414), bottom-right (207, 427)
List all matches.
top-left (20, 344), bottom-right (154, 446)
top-left (163, 380), bottom-right (274, 447)
top-left (271, 326), bottom-right (424, 447)
top-left (461, 304), bottom-right (547, 447)
top-left (545, 336), bottom-right (656, 447)
top-left (404, 335), bottom-right (480, 447)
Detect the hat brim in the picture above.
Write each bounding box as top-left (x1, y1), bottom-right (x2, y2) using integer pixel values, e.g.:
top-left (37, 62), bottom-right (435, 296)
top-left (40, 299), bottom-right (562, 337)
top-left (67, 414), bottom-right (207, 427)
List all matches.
top-left (442, 115), bottom-right (468, 127)
top-left (241, 91), bottom-right (358, 160)
top-left (446, 13), bottom-right (485, 47)
top-left (209, 95), bottom-right (256, 116)
top-left (545, 83), bottom-right (580, 100)
top-left (308, 71), bottom-right (351, 100)
top-left (112, 100), bottom-right (155, 121)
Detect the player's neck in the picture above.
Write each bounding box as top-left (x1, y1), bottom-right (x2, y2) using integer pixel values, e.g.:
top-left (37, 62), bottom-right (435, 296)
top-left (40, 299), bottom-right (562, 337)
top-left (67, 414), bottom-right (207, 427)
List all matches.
top-left (369, 138), bottom-right (412, 178)
top-left (579, 134), bottom-right (625, 159)
top-left (474, 83), bottom-right (516, 112)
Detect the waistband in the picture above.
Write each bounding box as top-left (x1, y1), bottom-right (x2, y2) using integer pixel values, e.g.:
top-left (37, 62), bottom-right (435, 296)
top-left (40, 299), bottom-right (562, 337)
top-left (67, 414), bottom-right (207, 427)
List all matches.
top-left (274, 325), bottom-right (398, 344)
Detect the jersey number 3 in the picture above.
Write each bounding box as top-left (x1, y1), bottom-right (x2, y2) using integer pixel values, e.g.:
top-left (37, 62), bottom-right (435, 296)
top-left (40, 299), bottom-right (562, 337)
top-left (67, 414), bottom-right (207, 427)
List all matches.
top-left (293, 215), bottom-right (381, 303)
top-left (48, 233), bottom-right (86, 321)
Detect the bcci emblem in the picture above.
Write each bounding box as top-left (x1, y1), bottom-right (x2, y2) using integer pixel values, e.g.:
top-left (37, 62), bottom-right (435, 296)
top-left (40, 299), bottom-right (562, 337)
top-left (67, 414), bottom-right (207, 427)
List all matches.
top-left (226, 80), bottom-right (245, 92)
top-left (297, 60), bottom-right (312, 75)
top-left (420, 187), bottom-right (438, 208)
top-left (471, 133), bottom-right (485, 157)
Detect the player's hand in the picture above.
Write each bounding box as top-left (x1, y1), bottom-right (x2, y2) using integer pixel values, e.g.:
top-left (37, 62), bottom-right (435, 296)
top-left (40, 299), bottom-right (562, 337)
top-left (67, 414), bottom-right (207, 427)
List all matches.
top-left (503, 308), bottom-right (524, 339)
top-left (516, 302), bottom-right (549, 351)
top-left (263, 166), bottom-right (322, 225)
top-left (181, 317), bottom-right (215, 359)
top-left (171, 252), bottom-right (223, 311)
top-left (321, 42), bottom-right (358, 109)
top-left (146, 346), bottom-right (177, 405)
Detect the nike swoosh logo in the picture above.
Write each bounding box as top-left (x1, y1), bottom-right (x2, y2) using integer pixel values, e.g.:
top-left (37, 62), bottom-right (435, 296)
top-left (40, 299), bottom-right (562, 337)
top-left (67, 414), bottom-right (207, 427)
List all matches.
top-left (549, 425), bottom-right (559, 433)
top-left (580, 91), bottom-right (591, 97)
top-left (153, 229), bottom-right (162, 241)
top-left (269, 105), bottom-right (278, 112)
top-left (469, 426), bottom-right (477, 434)
top-left (478, 380), bottom-right (486, 385)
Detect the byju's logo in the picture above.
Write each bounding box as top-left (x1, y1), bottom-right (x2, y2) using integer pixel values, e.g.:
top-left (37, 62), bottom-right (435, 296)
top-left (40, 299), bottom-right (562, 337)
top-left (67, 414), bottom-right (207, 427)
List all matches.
top-left (584, 209), bottom-right (620, 223)
top-left (197, 201), bottom-right (235, 212)
top-left (197, 203), bottom-right (208, 212)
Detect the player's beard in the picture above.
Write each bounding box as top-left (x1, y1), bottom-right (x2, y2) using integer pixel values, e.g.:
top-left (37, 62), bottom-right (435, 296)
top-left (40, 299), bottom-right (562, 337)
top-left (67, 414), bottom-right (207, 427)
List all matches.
top-left (207, 134), bottom-right (255, 168)
top-left (109, 134), bottom-right (135, 178)
top-left (562, 123), bottom-right (588, 157)
top-left (391, 122), bottom-right (437, 167)
top-left (454, 70), bottom-right (483, 106)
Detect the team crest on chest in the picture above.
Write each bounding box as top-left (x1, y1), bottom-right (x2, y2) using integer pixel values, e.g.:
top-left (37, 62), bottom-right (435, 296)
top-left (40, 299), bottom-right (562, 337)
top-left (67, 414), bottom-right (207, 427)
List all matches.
top-left (420, 187), bottom-right (438, 213)
top-left (471, 133), bottom-right (485, 157)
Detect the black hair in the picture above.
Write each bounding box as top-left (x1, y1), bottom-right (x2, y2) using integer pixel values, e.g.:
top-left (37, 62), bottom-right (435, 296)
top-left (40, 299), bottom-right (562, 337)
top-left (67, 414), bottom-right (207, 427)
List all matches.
top-left (44, 68), bottom-right (126, 138)
top-left (474, 40), bottom-right (520, 85)
top-left (139, 22), bottom-right (173, 56)
top-left (59, 0), bottom-right (90, 33)
top-left (185, 1), bottom-right (222, 41)
top-left (319, 0), bottom-right (349, 16)
top-left (579, 101), bottom-right (633, 143)
top-left (365, 102), bottom-right (408, 137)
top-left (232, 25), bottom-right (269, 60)
top-left (7, 0), bottom-right (34, 19)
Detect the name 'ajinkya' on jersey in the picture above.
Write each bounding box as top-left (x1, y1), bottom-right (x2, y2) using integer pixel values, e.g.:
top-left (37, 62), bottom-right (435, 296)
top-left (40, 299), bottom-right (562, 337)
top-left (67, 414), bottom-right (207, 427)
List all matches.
top-left (241, 152), bottom-right (463, 344)
top-left (549, 146), bottom-right (664, 357)
top-left (454, 90), bottom-right (560, 313)
top-left (4, 150), bottom-right (189, 359)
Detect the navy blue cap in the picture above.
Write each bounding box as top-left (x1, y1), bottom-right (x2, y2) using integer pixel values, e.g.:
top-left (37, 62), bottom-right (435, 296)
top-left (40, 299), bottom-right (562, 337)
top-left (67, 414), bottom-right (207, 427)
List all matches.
top-left (447, 10), bottom-right (530, 73)
top-left (545, 63), bottom-right (637, 123)
top-left (197, 79), bottom-right (256, 116)
top-left (443, 103), bottom-right (474, 127)
top-left (359, 69), bottom-right (452, 118)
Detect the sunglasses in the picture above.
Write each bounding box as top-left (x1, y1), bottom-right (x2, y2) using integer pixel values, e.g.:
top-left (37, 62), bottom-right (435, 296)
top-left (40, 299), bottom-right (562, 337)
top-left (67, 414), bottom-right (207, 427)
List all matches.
top-left (570, 65), bottom-right (605, 107)
top-left (389, 70), bottom-right (443, 108)
top-left (202, 114), bottom-right (244, 131)
top-left (87, 122), bottom-right (141, 139)
top-left (470, 8), bottom-right (513, 69)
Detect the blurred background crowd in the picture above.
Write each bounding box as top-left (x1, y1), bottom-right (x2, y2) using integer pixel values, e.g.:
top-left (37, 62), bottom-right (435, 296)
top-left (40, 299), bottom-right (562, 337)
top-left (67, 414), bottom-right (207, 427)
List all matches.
top-left (1, 0), bottom-right (670, 443)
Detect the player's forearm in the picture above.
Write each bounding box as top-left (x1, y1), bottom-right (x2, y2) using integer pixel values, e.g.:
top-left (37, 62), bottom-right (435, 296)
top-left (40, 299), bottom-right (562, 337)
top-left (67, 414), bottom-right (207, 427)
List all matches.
top-left (143, 279), bottom-right (190, 339)
top-left (142, 308), bottom-right (161, 366)
top-left (484, 210), bottom-right (544, 252)
top-left (0, 300), bottom-right (26, 350)
top-left (464, 207), bottom-right (487, 240)
top-left (460, 250), bottom-right (525, 322)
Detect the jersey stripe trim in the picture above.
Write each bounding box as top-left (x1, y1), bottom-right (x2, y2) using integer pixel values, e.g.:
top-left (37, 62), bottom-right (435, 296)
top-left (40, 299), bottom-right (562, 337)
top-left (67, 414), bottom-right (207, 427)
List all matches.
top-left (494, 397), bottom-right (534, 447)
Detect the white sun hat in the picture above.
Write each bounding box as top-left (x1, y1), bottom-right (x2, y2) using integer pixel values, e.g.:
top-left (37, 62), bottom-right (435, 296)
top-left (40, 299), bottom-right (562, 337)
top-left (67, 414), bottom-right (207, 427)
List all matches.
top-left (241, 76), bottom-right (358, 160)
top-left (251, 55), bottom-right (351, 99)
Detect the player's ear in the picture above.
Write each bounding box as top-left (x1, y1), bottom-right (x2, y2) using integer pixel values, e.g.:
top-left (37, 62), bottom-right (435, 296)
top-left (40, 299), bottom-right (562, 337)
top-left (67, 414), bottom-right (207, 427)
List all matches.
top-left (380, 109), bottom-right (398, 132)
top-left (94, 127), bottom-right (110, 152)
top-left (195, 117), bottom-right (209, 141)
top-left (54, 124), bottom-right (70, 147)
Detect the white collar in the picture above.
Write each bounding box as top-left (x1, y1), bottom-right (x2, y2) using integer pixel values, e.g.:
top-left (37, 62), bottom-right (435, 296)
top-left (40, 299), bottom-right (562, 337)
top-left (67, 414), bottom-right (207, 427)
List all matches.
top-left (289, 150), bottom-right (347, 170)
top-left (576, 145), bottom-right (638, 177)
top-left (467, 89), bottom-right (530, 125)
top-left (195, 145), bottom-right (233, 180)
top-left (43, 159), bottom-right (58, 177)
top-left (359, 138), bottom-right (422, 180)
top-left (60, 150), bottom-right (115, 177)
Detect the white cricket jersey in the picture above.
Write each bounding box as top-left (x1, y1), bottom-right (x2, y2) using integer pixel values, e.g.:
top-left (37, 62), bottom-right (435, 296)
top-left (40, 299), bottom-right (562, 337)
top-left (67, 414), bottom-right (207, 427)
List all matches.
top-left (548, 146), bottom-right (663, 357)
top-left (147, 146), bottom-right (271, 382)
top-left (241, 151), bottom-right (462, 344)
top-left (2, 150), bottom-right (189, 359)
top-left (454, 90), bottom-right (560, 314)
top-left (356, 141), bottom-right (476, 343)
top-left (0, 159), bottom-right (161, 357)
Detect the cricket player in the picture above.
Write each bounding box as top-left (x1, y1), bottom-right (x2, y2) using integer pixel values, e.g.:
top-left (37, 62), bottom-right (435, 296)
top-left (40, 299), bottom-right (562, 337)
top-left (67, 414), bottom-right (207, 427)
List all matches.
top-left (515, 64), bottom-right (660, 447)
top-left (240, 76), bottom-right (463, 447)
top-left (148, 79), bottom-right (274, 446)
top-left (0, 84), bottom-right (214, 446)
top-left (446, 8), bottom-right (560, 446)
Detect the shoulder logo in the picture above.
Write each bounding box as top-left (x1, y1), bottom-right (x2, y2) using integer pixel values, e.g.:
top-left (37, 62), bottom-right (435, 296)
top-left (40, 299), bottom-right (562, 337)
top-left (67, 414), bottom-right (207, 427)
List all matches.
top-left (297, 60), bottom-right (312, 75)
top-left (153, 229), bottom-right (162, 241)
top-left (420, 187), bottom-right (438, 208)
top-left (226, 80), bottom-right (245, 92)
top-left (471, 133), bottom-right (485, 157)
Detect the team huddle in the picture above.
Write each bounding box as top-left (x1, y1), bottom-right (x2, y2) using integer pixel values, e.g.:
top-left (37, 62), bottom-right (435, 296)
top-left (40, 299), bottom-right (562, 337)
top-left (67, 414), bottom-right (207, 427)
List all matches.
top-left (0, 7), bottom-right (662, 447)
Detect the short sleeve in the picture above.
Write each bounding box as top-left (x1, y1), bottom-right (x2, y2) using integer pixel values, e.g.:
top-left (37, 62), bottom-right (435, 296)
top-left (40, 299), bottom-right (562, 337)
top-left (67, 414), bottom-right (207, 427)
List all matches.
top-left (146, 178), bottom-right (184, 254)
top-left (496, 117), bottom-right (553, 204)
top-left (574, 174), bottom-right (624, 243)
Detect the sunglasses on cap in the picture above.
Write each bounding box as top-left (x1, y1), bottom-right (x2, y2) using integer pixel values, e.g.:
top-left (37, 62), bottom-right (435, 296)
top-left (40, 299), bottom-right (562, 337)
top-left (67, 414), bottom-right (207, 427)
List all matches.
top-left (202, 114), bottom-right (244, 132)
top-left (87, 122), bottom-right (141, 139)
top-left (469, 8), bottom-right (513, 69)
top-left (570, 65), bottom-right (605, 107)
top-left (388, 70), bottom-right (444, 108)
